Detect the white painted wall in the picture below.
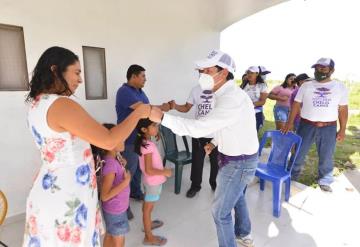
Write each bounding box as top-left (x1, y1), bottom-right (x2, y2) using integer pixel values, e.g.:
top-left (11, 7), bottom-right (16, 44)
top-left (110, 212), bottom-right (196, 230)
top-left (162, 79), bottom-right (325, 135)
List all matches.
top-left (0, 0), bottom-right (287, 218)
top-left (0, 0), bottom-right (220, 218)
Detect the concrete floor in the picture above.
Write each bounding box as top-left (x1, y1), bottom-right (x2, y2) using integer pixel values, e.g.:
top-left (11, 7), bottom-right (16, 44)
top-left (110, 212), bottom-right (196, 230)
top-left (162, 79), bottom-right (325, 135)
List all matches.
top-left (1, 161), bottom-right (360, 247)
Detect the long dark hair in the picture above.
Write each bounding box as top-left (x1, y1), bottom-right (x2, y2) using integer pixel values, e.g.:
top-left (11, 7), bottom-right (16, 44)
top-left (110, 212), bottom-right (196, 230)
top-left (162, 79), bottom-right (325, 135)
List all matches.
top-left (26, 46), bottom-right (79, 102)
top-left (281, 73), bottom-right (296, 88)
top-left (240, 73), bottom-right (264, 89)
top-left (134, 118), bottom-right (153, 156)
top-left (91, 123), bottom-right (115, 161)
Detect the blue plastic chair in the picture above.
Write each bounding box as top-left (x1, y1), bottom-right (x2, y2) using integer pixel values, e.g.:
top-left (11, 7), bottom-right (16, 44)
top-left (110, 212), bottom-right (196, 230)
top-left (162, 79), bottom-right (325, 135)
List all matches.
top-left (255, 130), bottom-right (302, 217)
top-left (159, 126), bottom-right (192, 194)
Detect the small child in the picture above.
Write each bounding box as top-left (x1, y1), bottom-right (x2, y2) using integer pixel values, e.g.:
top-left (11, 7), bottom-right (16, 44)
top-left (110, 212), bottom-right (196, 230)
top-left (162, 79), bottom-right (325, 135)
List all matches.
top-left (134, 119), bottom-right (172, 246)
top-left (93, 123), bottom-right (131, 247)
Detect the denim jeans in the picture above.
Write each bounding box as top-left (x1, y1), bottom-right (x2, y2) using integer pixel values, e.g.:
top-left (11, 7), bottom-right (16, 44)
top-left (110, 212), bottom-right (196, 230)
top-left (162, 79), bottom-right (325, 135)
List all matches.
top-left (212, 156), bottom-right (258, 247)
top-left (122, 144), bottom-right (143, 197)
top-left (273, 105), bottom-right (290, 123)
top-left (291, 120), bottom-right (337, 185)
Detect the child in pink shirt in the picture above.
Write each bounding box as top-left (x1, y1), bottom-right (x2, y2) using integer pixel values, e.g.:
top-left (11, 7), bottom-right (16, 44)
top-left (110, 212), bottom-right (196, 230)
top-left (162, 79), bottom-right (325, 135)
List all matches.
top-left (134, 119), bottom-right (172, 246)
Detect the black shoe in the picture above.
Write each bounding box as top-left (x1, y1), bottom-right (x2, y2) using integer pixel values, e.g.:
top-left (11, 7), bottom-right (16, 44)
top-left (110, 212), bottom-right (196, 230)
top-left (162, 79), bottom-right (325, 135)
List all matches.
top-left (130, 192), bottom-right (144, 201)
top-left (127, 207), bottom-right (134, 220)
top-left (319, 184), bottom-right (333, 192)
top-left (186, 188), bottom-right (200, 198)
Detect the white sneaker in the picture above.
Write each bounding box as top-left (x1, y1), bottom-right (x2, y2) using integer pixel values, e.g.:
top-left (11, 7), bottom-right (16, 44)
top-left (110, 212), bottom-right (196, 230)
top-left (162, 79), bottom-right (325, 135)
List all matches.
top-left (236, 234), bottom-right (255, 247)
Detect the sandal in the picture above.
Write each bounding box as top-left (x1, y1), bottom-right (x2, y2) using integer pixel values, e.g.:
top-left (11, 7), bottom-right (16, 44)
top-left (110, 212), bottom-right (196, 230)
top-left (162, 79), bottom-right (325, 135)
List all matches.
top-left (142, 219), bottom-right (164, 232)
top-left (143, 235), bottom-right (167, 246)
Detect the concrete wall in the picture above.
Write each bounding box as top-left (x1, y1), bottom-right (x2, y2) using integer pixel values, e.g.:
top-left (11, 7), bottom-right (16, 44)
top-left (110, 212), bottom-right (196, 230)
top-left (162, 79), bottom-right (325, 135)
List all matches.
top-left (0, 0), bottom-right (288, 218)
top-left (0, 0), bottom-right (220, 217)
top-left (214, 0), bottom-right (288, 31)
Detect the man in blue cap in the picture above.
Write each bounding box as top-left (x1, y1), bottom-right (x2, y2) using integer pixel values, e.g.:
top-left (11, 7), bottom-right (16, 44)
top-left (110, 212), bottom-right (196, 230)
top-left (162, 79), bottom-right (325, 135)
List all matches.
top-left (283, 58), bottom-right (349, 192)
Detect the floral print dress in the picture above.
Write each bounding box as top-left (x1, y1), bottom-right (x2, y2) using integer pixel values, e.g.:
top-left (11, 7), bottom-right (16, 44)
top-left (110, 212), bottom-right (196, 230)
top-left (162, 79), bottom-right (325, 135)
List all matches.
top-left (23, 94), bottom-right (102, 247)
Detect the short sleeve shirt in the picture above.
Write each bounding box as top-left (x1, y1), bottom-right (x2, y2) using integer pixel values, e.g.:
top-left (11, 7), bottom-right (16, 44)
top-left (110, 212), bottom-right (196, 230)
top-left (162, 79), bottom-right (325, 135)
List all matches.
top-left (295, 80), bottom-right (348, 122)
top-left (139, 140), bottom-right (166, 186)
top-left (101, 156), bottom-right (130, 214)
top-left (115, 83), bottom-right (149, 145)
top-left (271, 85), bottom-right (296, 107)
top-left (243, 83), bottom-right (268, 113)
top-left (186, 85), bottom-right (216, 120)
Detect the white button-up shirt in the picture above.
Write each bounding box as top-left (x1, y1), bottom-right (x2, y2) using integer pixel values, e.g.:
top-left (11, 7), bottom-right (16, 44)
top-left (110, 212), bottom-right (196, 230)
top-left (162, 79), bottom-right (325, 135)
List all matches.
top-left (162, 80), bottom-right (259, 156)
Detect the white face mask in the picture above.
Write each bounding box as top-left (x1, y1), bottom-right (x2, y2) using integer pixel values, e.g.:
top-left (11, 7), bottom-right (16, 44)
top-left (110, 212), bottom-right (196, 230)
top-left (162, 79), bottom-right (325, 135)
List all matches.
top-left (198, 71), bottom-right (222, 91)
top-left (198, 73), bottom-right (214, 90)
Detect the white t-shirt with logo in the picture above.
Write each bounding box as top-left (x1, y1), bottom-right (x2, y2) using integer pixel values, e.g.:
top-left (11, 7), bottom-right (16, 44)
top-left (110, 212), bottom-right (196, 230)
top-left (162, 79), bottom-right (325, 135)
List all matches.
top-left (187, 85), bottom-right (215, 120)
top-left (187, 85), bottom-right (215, 138)
top-left (295, 80), bottom-right (348, 122)
top-left (242, 83), bottom-right (268, 113)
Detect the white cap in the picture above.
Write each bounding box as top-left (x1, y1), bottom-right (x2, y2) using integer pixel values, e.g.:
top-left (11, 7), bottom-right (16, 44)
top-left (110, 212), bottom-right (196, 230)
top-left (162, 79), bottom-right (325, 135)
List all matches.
top-left (195, 50), bottom-right (236, 74)
top-left (258, 66), bottom-right (271, 75)
top-left (311, 58), bottom-right (335, 68)
top-left (246, 66), bottom-right (259, 73)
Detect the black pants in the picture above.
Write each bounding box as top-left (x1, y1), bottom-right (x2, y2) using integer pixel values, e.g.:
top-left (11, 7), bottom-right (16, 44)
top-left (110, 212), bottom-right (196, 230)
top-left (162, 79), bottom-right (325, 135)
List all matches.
top-left (190, 137), bottom-right (219, 190)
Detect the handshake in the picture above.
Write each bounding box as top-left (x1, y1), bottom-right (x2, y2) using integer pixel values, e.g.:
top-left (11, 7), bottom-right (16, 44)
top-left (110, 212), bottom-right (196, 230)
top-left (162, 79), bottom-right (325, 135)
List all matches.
top-left (159, 100), bottom-right (176, 112)
top-left (133, 100), bottom-right (178, 123)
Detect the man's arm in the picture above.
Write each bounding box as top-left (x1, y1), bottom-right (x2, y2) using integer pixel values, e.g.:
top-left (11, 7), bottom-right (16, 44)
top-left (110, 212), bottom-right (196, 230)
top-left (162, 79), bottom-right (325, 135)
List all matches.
top-left (157, 99), bottom-right (244, 138)
top-left (173, 102), bottom-right (193, 113)
top-left (130, 102), bottom-right (171, 112)
top-left (337, 105), bottom-right (348, 142)
top-left (281, 101), bottom-right (301, 133)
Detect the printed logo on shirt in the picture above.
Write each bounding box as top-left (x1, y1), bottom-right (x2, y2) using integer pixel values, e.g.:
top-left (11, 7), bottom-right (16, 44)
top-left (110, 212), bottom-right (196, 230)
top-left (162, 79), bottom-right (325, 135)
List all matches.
top-left (197, 90), bottom-right (214, 117)
top-left (312, 87), bottom-right (332, 107)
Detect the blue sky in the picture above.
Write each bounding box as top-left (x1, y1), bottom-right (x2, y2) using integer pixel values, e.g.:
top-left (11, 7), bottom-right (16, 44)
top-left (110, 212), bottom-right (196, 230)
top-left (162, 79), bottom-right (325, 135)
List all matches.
top-left (221, 0), bottom-right (360, 81)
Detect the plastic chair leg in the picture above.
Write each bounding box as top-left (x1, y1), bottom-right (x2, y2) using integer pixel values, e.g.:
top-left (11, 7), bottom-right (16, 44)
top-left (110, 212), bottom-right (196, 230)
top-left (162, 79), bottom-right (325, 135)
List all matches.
top-left (0, 241), bottom-right (8, 247)
top-left (260, 178), bottom-right (265, 191)
top-left (272, 181), bottom-right (282, 217)
top-left (285, 178), bottom-right (291, 202)
top-left (174, 164), bottom-right (184, 194)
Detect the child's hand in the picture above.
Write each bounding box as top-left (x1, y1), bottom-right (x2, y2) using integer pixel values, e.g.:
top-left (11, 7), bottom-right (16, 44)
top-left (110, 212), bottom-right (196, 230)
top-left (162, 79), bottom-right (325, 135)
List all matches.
top-left (124, 170), bottom-right (131, 184)
top-left (120, 157), bottom-right (127, 167)
top-left (164, 168), bottom-right (172, 178)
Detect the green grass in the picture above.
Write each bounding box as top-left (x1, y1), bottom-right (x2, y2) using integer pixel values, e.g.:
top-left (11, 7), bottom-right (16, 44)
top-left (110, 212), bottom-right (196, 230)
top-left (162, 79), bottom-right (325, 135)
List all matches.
top-left (256, 80), bottom-right (360, 186)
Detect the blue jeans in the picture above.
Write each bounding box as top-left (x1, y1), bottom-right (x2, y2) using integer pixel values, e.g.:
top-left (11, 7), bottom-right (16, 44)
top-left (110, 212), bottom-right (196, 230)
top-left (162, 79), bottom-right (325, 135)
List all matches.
top-left (122, 144), bottom-right (143, 197)
top-left (102, 210), bottom-right (129, 236)
top-left (273, 105), bottom-right (290, 123)
top-left (291, 120), bottom-right (337, 185)
top-left (212, 156), bottom-right (258, 247)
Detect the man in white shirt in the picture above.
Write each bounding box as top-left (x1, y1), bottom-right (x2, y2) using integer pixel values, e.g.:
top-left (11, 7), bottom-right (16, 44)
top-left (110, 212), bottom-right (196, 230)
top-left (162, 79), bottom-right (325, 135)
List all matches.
top-left (168, 79), bottom-right (219, 198)
top-left (283, 58), bottom-right (348, 192)
top-left (150, 50), bottom-right (259, 247)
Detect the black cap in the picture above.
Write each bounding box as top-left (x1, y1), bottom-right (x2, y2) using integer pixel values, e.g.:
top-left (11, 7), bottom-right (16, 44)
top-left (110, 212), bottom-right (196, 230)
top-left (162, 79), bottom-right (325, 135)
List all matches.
top-left (294, 73), bottom-right (310, 83)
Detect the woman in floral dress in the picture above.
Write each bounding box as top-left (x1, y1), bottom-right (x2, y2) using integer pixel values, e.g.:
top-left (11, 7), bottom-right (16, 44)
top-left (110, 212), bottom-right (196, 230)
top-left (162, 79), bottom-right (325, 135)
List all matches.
top-left (23, 46), bottom-right (153, 247)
